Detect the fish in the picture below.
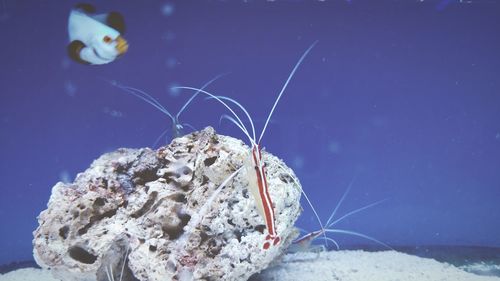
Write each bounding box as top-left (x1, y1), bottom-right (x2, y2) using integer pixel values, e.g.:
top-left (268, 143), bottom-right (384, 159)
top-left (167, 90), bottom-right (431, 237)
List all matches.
top-left (67, 3), bottom-right (128, 65)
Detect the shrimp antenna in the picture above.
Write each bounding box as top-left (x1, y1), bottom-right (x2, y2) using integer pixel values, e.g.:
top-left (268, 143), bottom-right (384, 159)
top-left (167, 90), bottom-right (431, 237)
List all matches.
top-left (327, 198), bottom-right (389, 228)
top-left (105, 75), bottom-right (224, 142)
top-left (324, 228), bottom-right (393, 250)
top-left (258, 41), bottom-right (318, 144)
top-left (105, 243), bottom-right (130, 281)
top-left (110, 81), bottom-right (175, 120)
top-left (105, 265), bottom-right (114, 281)
top-left (316, 236), bottom-right (340, 250)
top-left (176, 73), bottom-right (229, 120)
top-left (220, 114), bottom-right (251, 140)
top-left (152, 127), bottom-right (170, 148)
top-left (173, 86), bottom-right (256, 146)
top-left (118, 245), bottom-right (130, 281)
top-left (182, 123), bottom-right (196, 131)
top-left (207, 95), bottom-right (256, 143)
top-left (270, 159), bottom-right (327, 247)
top-left (105, 75), bottom-right (226, 122)
top-left (325, 174), bottom-right (357, 227)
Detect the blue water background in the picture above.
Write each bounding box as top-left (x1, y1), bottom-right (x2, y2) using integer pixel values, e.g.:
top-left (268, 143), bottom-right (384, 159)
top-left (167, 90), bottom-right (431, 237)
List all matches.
top-left (0, 0), bottom-right (499, 265)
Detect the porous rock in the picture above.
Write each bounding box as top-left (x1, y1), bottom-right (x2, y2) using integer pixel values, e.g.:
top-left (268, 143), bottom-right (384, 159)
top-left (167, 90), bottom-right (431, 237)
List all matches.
top-left (33, 127), bottom-right (302, 281)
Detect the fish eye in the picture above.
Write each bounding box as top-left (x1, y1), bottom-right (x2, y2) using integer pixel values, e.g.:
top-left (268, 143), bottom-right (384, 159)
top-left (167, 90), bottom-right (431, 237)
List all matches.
top-left (103, 36), bottom-right (112, 43)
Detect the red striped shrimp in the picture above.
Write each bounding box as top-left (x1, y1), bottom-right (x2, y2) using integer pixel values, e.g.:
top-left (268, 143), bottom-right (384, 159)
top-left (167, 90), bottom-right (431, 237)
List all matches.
top-left (288, 229), bottom-right (329, 254)
top-left (173, 42), bottom-right (317, 249)
top-left (289, 178), bottom-right (392, 253)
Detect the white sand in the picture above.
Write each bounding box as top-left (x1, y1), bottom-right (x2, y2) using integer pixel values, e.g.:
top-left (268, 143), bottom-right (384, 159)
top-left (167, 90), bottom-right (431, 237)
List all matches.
top-left (253, 250), bottom-right (500, 281)
top-left (1, 251), bottom-right (499, 281)
top-left (0, 268), bottom-right (57, 281)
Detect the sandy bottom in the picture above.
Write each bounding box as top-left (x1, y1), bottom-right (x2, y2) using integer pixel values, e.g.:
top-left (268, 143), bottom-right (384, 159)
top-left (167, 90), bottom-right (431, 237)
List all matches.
top-left (1, 251), bottom-right (498, 281)
top-left (251, 250), bottom-right (500, 281)
top-left (0, 268), bottom-right (57, 281)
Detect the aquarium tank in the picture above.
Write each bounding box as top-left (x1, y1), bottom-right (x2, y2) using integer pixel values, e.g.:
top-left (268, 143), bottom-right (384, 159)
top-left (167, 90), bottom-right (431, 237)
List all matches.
top-left (0, 1), bottom-right (499, 281)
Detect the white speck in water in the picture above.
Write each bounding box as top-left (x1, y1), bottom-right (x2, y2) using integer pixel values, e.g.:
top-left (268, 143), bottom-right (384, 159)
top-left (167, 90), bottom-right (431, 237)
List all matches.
top-left (59, 170), bottom-right (72, 183)
top-left (495, 133), bottom-right (500, 140)
top-left (292, 156), bottom-right (304, 170)
top-left (0, 0), bottom-right (9, 22)
top-left (371, 116), bottom-right (388, 127)
top-left (161, 2), bottom-right (175, 17)
top-left (165, 57), bottom-right (177, 69)
top-left (327, 141), bottom-right (341, 154)
top-left (169, 82), bottom-right (181, 97)
top-left (0, 12), bottom-right (9, 22)
top-left (103, 107), bottom-right (124, 118)
top-left (320, 89), bottom-right (330, 98)
top-left (64, 80), bottom-right (77, 97)
top-left (61, 57), bottom-right (71, 69)
top-left (162, 31), bottom-right (176, 43)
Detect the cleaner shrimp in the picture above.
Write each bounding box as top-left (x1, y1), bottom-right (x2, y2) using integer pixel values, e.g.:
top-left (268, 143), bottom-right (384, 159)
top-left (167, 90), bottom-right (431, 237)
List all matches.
top-left (289, 177), bottom-right (392, 253)
top-left (173, 42), bottom-right (318, 249)
top-left (105, 74), bottom-right (225, 146)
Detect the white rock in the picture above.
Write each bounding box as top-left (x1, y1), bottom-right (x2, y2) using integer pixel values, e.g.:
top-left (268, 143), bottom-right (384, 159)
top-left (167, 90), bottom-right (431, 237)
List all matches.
top-left (33, 127), bottom-right (302, 281)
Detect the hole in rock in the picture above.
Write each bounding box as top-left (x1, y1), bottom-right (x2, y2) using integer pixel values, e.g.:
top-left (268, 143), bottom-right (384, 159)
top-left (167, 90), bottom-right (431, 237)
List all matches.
top-left (59, 225), bottom-right (69, 239)
top-left (201, 176), bottom-right (209, 185)
top-left (170, 193), bottom-right (187, 203)
top-left (233, 230), bottom-right (242, 242)
top-left (204, 156), bottom-right (217, 166)
top-left (68, 246), bottom-right (97, 264)
top-left (181, 166), bottom-right (192, 175)
top-left (77, 208), bottom-right (118, 235)
top-left (254, 225), bottom-right (266, 234)
top-left (134, 168), bottom-right (159, 185)
top-left (93, 197), bottom-right (106, 207)
top-left (163, 213), bottom-right (191, 240)
top-left (131, 191), bottom-right (158, 218)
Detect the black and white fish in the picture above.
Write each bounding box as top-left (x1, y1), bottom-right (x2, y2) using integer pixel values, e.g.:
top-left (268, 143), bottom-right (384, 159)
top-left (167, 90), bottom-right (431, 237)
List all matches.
top-left (67, 3), bottom-right (128, 65)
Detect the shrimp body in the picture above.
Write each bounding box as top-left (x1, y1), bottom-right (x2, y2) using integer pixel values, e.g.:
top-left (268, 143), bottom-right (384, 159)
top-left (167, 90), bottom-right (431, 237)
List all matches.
top-left (288, 229), bottom-right (325, 253)
top-left (293, 229), bottom-right (323, 246)
top-left (245, 145), bottom-right (279, 249)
